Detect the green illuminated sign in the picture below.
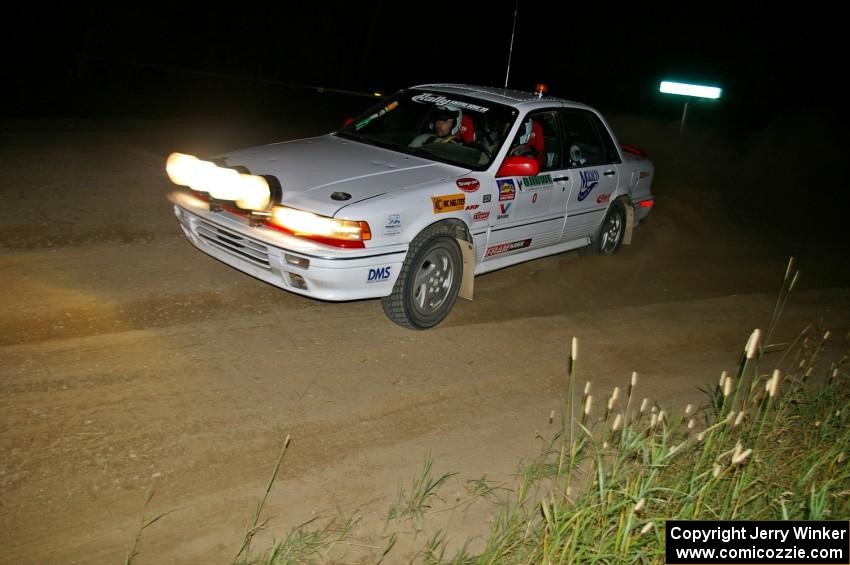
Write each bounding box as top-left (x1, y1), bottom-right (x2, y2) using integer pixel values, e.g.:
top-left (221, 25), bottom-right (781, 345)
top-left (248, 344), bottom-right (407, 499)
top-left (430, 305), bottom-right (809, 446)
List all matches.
top-left (660, 81), bottom-right (722, 100)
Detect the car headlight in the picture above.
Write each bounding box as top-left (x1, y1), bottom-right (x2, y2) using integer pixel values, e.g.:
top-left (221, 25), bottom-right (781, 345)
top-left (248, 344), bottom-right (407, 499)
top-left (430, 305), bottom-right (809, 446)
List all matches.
top-left (268, 206), bottom-right (371, 247)
top-left (166, 152), bottom-right (271, 211)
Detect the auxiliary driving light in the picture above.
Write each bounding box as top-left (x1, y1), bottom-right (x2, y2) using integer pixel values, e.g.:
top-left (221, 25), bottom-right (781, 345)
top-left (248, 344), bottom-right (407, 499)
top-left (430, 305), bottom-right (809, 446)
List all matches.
top-left (166, 152), bottom-right (272, 211)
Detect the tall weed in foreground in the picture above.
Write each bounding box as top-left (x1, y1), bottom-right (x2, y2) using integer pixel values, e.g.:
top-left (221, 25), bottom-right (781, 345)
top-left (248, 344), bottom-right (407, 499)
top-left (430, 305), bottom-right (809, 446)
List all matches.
top-left (441, 257), bottom-right (850, 563)
top-left (233, 434), bottom-right (364, 565)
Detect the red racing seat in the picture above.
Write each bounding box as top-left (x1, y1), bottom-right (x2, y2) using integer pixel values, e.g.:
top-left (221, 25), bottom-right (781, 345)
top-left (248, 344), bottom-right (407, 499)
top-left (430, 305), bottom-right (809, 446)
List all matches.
top-left (514, 118), bottom-right (545, 166)
top-left (527, 119), bottom-right (545, 166)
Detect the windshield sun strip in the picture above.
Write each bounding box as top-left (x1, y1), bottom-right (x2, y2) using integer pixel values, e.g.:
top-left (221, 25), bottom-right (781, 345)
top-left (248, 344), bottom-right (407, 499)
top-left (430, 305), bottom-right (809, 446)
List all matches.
top-left (336, 91), bottom-right (518, 172)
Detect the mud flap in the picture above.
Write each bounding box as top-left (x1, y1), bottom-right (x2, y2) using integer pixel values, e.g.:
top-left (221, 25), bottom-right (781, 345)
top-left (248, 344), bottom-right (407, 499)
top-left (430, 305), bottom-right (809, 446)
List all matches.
top-left (457, 238), bottom-right (474, 300)
top-left (622, 202), bottom-right (635, 245)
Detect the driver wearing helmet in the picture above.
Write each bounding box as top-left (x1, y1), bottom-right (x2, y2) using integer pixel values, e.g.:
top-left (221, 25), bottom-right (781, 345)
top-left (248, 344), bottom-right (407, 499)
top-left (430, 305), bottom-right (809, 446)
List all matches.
top-left (410, 105), bottom-right (463, 147)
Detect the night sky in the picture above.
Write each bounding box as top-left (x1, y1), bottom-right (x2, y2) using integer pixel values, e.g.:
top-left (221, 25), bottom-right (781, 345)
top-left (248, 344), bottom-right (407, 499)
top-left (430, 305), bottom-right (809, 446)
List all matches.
top-left (6, 3), bottom-right (843, 128)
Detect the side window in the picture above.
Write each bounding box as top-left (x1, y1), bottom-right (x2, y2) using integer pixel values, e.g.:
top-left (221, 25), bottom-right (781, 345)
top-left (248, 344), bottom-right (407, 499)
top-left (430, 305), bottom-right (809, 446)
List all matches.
top-left (590, 114), bottom-right (621, 164)
top-left (507, 110), bottom-right (563, 172)
top-left (560, 110), bottom-right (608, 168)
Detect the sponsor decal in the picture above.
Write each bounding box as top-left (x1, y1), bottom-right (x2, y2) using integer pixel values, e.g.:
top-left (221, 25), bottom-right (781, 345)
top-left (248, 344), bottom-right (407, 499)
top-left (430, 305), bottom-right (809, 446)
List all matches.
top-left (456, 178), bottom-right (480, 193)
top-left (485, 238), bottom-right (532, 257)
top-left (577, 170), bottom-right (600, 201)
top-left (411, 92), bottom-right (490, 113)
top-left (432, 193), bottom-right (465, 213)
top-left (483, 194), bottom-right (492, 203)
top-left (472, 211), bottom-right (490, 223)
top-left (497, 202), bottom-right (512, 219)
top-left (367, 266), bottom-right (392, 283)
top-left (384, 213), bottom-right (401, 236)
top-left (465, 204), bottom-right (479, 211)
top-left (497, 179), bottom-right (516, 201)
top-left (520, 174), bottom-right (553, 191)
top-left (596, 193), bottom-right (611, 204)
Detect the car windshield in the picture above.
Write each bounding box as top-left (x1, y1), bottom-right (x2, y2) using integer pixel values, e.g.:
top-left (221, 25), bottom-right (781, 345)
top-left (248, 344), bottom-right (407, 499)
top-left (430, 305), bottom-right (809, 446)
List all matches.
top-left (336, 89), bottom-right (518, 171)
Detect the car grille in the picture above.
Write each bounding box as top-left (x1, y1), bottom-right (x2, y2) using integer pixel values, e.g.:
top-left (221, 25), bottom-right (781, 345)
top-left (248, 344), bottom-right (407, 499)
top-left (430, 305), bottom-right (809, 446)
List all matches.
top-left (195, 220), bottom-right (271, 268)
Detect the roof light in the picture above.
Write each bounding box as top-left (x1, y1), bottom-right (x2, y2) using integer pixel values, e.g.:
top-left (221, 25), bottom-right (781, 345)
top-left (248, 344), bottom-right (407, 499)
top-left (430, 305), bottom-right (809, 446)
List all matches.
top-left (535, 83), bottom-right (548, 99)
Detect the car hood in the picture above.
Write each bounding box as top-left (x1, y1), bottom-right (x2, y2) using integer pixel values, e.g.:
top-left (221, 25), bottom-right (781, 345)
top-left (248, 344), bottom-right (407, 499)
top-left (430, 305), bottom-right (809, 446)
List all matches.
top-left (218, 134), bottom-right (468, 217)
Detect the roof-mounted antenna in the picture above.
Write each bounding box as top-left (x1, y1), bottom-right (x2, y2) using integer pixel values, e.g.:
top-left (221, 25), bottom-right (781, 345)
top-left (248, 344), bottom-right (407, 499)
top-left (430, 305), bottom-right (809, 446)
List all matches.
top-left (504, 0), bottom-right (519, 88)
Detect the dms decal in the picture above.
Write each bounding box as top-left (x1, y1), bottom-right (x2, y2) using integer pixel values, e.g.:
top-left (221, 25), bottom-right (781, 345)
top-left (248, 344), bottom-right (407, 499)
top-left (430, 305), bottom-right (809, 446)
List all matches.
top-left (596, 193), bottom-right (611, 204)
top-left (472, 211), bottom-right (490, 223)
top-left (456, 178), bottom-right (480, 193)
top-left (497, 179), bottom-right (516, 201)
top-left (432, 194), bottom-right (465, 213)
top-left (497, 202), bottom-right (512, 219)
top-left (577, 170), bottom-right (600, 201)
top-left (485, 238), bottom-right (532, 257)
top-left (367, 266), bottom-right (392, 283)
top-left (384, 213), bottom-right (401, 236)
top-left (520, 174), bottom-right (553, 191)
top-left (483, 194), bottom-right (492, 203)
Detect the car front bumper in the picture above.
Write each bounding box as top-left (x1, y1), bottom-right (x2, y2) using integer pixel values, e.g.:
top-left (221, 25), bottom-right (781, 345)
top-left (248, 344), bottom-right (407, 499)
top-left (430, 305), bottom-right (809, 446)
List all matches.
top-left (170, 191), bottom-right (406, 302)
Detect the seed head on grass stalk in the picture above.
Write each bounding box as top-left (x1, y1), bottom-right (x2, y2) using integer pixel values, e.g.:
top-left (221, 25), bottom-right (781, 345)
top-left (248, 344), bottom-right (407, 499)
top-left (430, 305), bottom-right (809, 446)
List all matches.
top-left (582, 395), bottom-right (593, 425)
top-left (766, 370), bottom-right (780, 398)
top-left (606, 386), bottom-right (620, 417)
top-left (612, 414), bottom-right (622, 433)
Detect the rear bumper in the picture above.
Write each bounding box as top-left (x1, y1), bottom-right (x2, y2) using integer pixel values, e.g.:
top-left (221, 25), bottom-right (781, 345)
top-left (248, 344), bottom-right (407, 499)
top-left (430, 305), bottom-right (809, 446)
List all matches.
top-left (171, 193), bottom-right (406, 301)
top-left (633, 197), bottom-right (654, 224)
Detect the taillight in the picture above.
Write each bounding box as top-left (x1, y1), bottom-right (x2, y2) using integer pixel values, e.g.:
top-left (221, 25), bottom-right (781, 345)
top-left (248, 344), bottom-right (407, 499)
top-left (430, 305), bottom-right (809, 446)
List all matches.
top-left (621, 144), bottom-right (647, 159)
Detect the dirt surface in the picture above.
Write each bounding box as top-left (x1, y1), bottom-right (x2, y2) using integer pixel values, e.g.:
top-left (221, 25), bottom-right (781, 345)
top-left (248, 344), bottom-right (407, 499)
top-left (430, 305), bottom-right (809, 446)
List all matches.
top-left (1, 117), bottom-right (848, 564)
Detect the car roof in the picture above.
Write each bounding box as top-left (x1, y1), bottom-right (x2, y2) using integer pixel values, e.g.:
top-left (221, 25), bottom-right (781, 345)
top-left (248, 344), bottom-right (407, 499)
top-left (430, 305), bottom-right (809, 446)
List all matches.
top-left (410, 83), bottom-right (595, 112)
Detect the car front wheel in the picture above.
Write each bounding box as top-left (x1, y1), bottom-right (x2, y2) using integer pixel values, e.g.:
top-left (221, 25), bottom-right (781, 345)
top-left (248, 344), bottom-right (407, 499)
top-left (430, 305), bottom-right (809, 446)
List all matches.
top-left (585, 200), bottom-right (626, 255)
top-left (382, 224), bottom-right (462, 329)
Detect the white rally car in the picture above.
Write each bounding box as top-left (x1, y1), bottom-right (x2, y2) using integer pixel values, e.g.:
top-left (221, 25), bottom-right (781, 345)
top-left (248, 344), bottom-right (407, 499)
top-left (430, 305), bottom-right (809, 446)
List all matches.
top-left (167, 84), bottom-right (654, 329)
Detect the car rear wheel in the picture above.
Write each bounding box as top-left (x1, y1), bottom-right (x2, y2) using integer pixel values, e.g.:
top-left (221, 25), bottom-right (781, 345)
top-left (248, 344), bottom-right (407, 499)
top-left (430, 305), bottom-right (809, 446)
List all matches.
top-left (382, 224), bottom-right (462, 329)
top-left (584, 200), bottom-right (626, 255)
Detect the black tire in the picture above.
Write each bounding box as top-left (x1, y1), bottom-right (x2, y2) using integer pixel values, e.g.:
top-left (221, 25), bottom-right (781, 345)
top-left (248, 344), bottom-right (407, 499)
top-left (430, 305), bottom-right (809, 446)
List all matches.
top-left (583, 200), bottom-right (627, 255)
top-left (382, 224), bottom-right (463, 329)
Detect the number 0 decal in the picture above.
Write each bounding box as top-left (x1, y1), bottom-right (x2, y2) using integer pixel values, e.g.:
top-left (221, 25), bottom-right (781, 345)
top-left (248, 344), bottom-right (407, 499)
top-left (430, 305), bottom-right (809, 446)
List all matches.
top-left (532, 192), bottom-right (538, 204)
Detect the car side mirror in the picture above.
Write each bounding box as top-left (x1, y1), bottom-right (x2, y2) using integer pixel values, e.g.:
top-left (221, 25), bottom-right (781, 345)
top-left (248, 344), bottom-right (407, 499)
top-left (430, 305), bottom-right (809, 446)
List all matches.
top-left (496, 156), bottom-right (540, 178)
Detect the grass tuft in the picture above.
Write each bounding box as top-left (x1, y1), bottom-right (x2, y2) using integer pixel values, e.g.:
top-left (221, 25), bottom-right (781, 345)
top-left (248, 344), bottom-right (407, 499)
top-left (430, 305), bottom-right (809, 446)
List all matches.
top-left (387, 456), bottom-right (458, 529)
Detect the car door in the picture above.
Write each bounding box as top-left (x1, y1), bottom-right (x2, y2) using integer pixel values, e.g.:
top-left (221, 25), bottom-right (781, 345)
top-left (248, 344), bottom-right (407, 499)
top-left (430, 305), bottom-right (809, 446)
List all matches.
top-left (559, 109), bottom-right (622, 241)
top-left (482, 109), bottom-right (567, 261)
